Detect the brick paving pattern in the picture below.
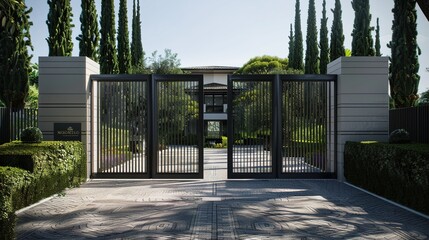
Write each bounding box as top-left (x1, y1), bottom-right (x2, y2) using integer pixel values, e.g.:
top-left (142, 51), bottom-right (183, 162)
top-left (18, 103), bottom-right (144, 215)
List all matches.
top-left (16, 149), bottom-right (429, 239)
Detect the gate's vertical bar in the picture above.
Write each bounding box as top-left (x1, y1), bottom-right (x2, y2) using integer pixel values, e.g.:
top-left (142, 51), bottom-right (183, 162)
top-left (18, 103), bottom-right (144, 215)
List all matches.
top-left (273, 75), bottom-right (281, 177)
top-left (198, 77), bottom-right (204, 176)
top-left (227, 75), bottom-right (233, 177)
top-left (333, 76), bottom-right (338, 177)
top-left (148, 75), bottom-right (155, 178)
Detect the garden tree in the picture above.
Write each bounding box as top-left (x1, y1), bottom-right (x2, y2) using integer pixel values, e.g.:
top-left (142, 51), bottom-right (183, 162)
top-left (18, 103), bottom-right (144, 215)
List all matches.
top-left (388, 0), bottom-right (420, 108)
top-left (235, 56), bottom-right (288, 74)
top-left (0, 0), bottom-right (32, 108)
top-left (148, 49), bottom-right (183, 74)
top-left (288, 24), bottom-right (294, 67)
top-left (375, 18), bottom-right (381, 56)
top-left (319, 0), bottom-right (329, 74)
top-left (292, 0), bottom-right (304, 71)
top-left (117, 0), bottom-right (131, 74)
top-left (418, 89), bottom-right (429, 105)
top-left (304, 0), bottom-right (319, 74)
top-left (351, 0), bottom-right (375, 56)
top-left (25, 85), bottom-right (38, 108)
top-left (146, 49), bottom-right (197, 145)
top-left (46, 0), bottom-right (74, 56)
top-left (100, 0), bottom-right (118, 74)
top-left (330, 0), bottom-right (345, 61)
top-left (77, 0), bottom-right (99, 62)
top-left (29, 63), bottom-right (39, 86)
top-left (131, 0), bottom-right (144, 69)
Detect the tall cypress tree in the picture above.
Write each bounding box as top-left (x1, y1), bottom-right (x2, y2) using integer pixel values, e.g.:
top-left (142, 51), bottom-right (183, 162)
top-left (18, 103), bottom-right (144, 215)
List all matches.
top-left (375, 17), bottom-right (381, 56)
top-left (46, 0), bottom-right (74, 56)
top-left (77, 0), bottom-right (99, 62)
top-left (0, 1), bottom-right (33, 108)
top-left (330, 0), bottom-right (345, 61)
top-left (100, 0), bottom-right (118, 74)
top-left (292, 0), bottom-right (304, 71)
top-left (117, 0), bottom-right (131, 74)
top-left (304, 0), bottom-right (319, 74)
top-left (288, 24), bottom-right (295, 67)
top-left (319, 0), bottom-right (329, 74)
top-left (388, 0), bottom-right (420, 108)
top-left (351, 0), bottom-right (375, 56)
top-left (131, 0), bottom-right (144, 68)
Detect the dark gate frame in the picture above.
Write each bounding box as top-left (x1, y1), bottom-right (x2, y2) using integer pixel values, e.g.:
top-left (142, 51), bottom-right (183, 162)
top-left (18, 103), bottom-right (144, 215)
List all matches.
top-left (90, 74), bottom-right (204, 179)
top-left (227, 74), bottom-right (337, 179)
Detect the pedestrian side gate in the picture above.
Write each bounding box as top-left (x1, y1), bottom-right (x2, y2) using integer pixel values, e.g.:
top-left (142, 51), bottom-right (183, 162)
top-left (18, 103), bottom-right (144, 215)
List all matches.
top-left (90, 74), bottom-right (204, 179)
top-left (227, 74), bottom-right (337, 179)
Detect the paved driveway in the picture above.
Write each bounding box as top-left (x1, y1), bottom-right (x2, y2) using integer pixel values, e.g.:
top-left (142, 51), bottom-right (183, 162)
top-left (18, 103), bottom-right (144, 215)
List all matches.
top-left (16, 149), bottom-right (429, 239)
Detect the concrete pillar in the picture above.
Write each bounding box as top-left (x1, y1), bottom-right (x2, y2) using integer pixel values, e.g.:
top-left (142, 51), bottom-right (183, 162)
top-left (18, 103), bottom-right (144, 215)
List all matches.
top-left (328, 57), bottom-right (389, 181)
top-left (38, 57), bottom-right (100, 178)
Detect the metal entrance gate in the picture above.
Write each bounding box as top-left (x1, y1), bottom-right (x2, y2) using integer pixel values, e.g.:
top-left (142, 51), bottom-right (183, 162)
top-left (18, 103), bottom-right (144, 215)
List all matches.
top-left (228, 75), bottom-right (337, 179)
top-left (91, 75), bottom-right (203, 179)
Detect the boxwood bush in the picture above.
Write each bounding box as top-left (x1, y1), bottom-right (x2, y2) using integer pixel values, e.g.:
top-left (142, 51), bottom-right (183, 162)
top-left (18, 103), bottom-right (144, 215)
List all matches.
top-left (344, 142), bottom-right (429, 215)
top-left (0, 167), bottom-right (33, 239)
top-left (0, 141), bottom-right (86, 239)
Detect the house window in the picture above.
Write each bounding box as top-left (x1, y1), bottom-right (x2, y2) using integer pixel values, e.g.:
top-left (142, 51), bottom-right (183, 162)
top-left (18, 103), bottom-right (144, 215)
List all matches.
top-left (205, 94), bottom-right (226, 113)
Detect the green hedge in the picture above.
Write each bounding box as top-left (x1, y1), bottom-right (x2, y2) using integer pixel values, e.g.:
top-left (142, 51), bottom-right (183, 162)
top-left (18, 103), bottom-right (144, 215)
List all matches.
top-left (344, 142), bottom-right (429, 215)
top-left (0, 141), bottom-right (87, 239)
top-left (0, 167), bottom-right (33, 239)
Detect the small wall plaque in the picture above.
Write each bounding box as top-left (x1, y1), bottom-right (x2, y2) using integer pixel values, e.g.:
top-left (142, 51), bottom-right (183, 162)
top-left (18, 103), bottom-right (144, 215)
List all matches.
top-left (54, 123), bottom-right (81, 141)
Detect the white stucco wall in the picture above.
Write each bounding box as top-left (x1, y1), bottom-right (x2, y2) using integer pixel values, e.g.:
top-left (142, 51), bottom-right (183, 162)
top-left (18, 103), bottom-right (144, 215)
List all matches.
top-left (203, 73), bottom-right (228, 85)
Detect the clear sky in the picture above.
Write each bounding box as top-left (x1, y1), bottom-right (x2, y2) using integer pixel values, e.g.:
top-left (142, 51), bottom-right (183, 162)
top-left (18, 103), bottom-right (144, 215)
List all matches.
top-left (26, 0), bottom-right (429, 94)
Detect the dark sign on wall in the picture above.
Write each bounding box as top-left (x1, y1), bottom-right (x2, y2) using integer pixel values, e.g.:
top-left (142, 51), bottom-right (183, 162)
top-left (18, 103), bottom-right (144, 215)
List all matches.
top-left (54, 123), bottom-right (81, 141)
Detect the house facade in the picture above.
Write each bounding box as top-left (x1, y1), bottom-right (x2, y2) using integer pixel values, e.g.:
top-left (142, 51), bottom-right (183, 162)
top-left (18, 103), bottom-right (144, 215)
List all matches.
top-left (181, 66), bottom-right (239, 145)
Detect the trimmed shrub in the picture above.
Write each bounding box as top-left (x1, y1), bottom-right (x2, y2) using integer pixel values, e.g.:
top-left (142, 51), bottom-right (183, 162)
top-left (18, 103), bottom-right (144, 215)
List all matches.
top-left (0, 167), bottom-right (33, 239)
top-left (389, 129), bottom-right (411, 144)
top-left (21, 127), bottom-right (43, 143)
top-left (0, 141), bottom-right (87, 238)
top-left (344, 141), bottom-right (429, 215)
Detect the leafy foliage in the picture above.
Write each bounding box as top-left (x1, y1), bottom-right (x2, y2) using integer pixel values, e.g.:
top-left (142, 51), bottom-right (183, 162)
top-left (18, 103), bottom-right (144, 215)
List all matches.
top-left (46, 0), bottom-right (74, 56)
top-left (25, 84), bottom-right (38, 108)
top-left (235, 56), bottom-right (290, 74)
top-left (0, 0), bottom-right (33, 108)
top-left (375, 18), bottom-right (381, 56)
top-left (304, 0), bottom-right (319, 74)
top-left (351, 0), bottom-right (375, 56)
top-left (29, 63), bottom-right (38, 86)
top-left (345, 141), bottom-right (429, 215)
top-left (288, 24), bottom-right (294, 68)
top-left (131, 0), bottom-right (144, 69)
top-left (389, 129), bottom-right (411, 144)
top-left (117, 0), bottom-right (131, 74)
top-left (418, 89), bottom-right (429, 105)
top-left (330, 0), bottom-right (345, 61)
top-left (0, 166), bottom-right (32, 239)
top-left (77, 0), bottom-right (99, 62)
top-left (148, 49), bottom-right (183, 74)
top-left (100, 0), bottom-right (118, 74)
top-left (319, 0), bottom-right (329, 74)
top-left (292, 0), bottom-right (304, 71)
top-left (21, 127), bottom-right (43, 143)
top-left (388, 0), bottom-right (420, 108)
top-left (0, 141), bottom-right (86, 237)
